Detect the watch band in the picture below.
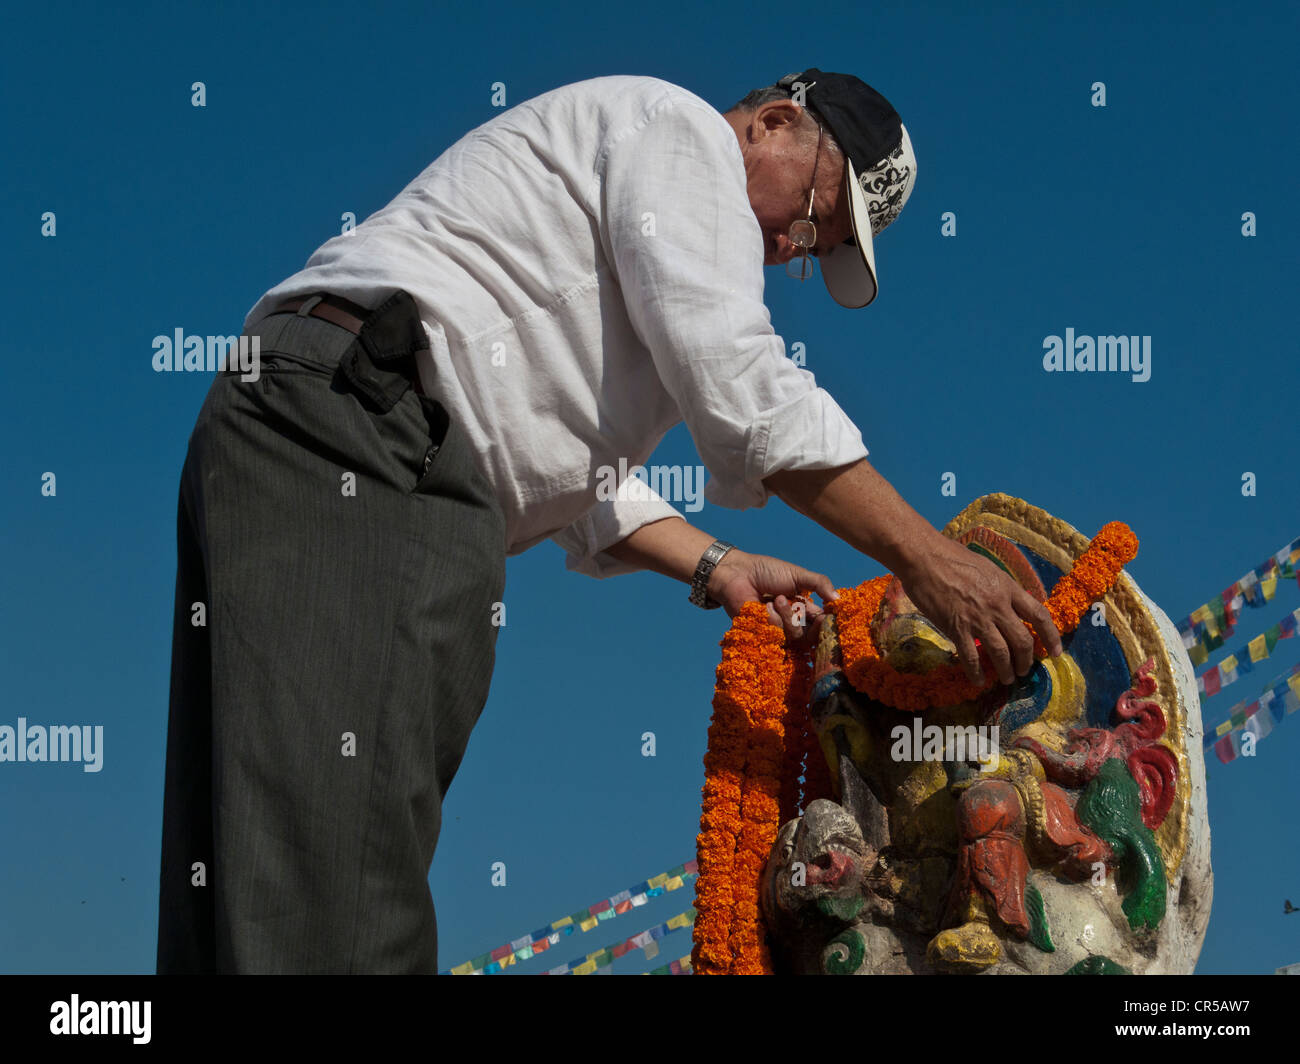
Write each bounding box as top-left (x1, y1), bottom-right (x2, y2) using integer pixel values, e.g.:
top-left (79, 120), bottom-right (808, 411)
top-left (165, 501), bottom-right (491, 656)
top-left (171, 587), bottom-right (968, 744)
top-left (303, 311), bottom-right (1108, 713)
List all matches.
top-left (689, 540), bottom-right (735, 609)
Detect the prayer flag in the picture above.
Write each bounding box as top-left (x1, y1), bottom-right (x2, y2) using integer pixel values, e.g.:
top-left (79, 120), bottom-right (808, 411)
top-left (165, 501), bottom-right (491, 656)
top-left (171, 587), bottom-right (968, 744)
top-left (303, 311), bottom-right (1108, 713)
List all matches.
top-left (1244, 710), bottom-right (1273, 742)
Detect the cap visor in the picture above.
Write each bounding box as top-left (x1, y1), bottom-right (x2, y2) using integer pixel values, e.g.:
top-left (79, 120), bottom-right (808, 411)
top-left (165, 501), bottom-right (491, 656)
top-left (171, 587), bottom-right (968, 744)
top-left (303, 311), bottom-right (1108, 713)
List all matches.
top-left (821, 160), bottom-right (879, 308)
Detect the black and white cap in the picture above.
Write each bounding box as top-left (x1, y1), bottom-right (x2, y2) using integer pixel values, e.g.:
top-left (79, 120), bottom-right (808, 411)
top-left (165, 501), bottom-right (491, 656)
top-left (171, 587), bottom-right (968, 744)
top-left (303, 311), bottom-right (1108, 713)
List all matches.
top-left (776, 69), bottom-right (917, 308)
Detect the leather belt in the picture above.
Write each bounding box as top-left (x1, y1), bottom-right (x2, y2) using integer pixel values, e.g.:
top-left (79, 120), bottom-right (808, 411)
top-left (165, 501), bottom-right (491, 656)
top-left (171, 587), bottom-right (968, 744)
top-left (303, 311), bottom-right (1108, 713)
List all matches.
top-left (262, 293), bottom-right (426, 396)
top-left (270, 293), bottom-right (370, 333)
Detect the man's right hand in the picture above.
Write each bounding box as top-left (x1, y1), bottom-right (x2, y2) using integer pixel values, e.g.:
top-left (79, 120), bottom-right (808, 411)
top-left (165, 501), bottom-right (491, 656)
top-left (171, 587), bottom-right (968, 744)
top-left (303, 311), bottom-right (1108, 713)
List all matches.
top-left (763, 459), bottom-right (1063, 687)
top-left (895, 531), bottom-right (1062, 686)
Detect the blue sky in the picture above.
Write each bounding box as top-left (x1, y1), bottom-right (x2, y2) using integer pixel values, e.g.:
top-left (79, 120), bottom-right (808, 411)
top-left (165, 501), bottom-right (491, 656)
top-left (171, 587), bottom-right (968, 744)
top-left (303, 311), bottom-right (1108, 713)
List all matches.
top-left (2, 0), bottom-right (1297, 975)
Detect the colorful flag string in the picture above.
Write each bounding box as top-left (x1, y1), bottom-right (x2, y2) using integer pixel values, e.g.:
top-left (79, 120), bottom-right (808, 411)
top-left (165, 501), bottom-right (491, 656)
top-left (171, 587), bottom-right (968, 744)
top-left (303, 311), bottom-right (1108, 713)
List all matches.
top-left (1202, 663), bottom-right (1300, 764)
top-left (1178, 537), bottom-right (1300, 666)
top-left (642, 953), bottom-right (693, 975)
top-left (543, 908), bottom-right (696, 975)
top-left (442, 859), bottom-right (697, 974)
top-left (1197, 606), bottom-right (1300, 698)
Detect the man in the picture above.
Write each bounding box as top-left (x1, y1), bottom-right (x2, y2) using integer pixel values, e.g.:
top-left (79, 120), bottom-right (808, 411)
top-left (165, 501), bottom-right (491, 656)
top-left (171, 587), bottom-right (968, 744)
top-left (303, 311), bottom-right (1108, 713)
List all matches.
top-left (157, 68), bottom-right (1061, 974)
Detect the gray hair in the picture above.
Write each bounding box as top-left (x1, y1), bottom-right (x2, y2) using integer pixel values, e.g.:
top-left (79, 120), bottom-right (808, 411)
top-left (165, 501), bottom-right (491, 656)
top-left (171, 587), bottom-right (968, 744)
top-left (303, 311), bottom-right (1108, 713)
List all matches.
top-left (729, 85), bottom-right (795, 112)
top-left (727, 84), bottom-right (844, 161)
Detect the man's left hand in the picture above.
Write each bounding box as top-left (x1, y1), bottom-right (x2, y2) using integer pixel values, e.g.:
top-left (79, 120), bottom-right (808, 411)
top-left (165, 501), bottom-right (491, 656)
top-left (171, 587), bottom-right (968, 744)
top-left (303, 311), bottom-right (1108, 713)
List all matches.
top-left (707, 548), bottom-right (836, 650)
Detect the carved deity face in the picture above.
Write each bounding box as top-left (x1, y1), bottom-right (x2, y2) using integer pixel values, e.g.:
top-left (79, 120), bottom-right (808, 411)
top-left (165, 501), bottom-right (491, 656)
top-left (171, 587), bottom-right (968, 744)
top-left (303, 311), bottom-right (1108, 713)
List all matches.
top-left (760, 799), bottom-right (874, 937)
top-left (874, 577), bottom-right (960, 672)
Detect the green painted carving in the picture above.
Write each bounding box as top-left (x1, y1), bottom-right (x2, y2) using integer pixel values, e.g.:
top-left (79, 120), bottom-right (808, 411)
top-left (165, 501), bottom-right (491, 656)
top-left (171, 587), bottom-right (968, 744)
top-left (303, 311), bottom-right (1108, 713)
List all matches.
top-left (967, 541), bottom-right (1015, 578)
top-left (1065, 955), bottom-right (1132, 975)
top-left (823, 929), bottom-right (866, 975)
top-left (816, 893), bottom-right (865, 923)
top-left (1025, 883), bottom-right (1054, 953)
top-left (1075, 759), bottom-right (1166, 932)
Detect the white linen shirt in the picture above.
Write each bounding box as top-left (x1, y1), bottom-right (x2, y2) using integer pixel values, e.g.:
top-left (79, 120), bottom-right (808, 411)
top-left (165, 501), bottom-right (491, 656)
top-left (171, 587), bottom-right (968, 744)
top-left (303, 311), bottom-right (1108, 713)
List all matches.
top-left (245, 75), bottom-right (869, 577)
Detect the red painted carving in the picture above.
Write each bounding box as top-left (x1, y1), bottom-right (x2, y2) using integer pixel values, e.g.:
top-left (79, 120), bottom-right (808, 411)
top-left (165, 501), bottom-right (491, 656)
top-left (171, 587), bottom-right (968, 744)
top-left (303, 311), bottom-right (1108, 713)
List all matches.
top-left (1013, 659), bottom-right (1178, 830)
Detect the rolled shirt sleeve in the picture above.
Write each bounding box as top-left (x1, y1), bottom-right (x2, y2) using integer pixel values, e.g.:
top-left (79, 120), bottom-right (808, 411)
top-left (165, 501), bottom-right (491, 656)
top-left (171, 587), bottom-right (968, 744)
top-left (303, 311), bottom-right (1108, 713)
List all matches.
top-left (550, 490), bottom-right (685, 579)
top-left (596, 91), bottom-right (869, 511)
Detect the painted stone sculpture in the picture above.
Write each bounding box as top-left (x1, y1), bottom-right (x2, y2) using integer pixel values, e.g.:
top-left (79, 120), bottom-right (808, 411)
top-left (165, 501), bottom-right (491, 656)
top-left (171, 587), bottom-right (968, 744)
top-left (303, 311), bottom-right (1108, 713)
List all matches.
top-left (759, 494), bottom-right (1212, 975)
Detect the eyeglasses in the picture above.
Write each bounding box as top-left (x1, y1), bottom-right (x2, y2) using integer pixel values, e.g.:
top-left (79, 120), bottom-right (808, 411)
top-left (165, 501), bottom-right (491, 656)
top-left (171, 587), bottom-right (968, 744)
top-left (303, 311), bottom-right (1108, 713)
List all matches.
top-left (786, 119), bottom-right (824, 280)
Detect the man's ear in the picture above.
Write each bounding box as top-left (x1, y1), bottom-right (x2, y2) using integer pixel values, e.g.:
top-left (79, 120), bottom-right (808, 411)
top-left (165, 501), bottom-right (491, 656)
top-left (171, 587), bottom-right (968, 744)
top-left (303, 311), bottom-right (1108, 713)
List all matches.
top-left (751, 99), bottom-right (804, 142)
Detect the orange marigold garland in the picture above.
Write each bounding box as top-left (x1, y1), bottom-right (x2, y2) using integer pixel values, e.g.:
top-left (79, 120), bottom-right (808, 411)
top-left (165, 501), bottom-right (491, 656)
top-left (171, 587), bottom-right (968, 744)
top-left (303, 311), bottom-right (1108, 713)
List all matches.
top-left (692, 602), bottom-right (789, 975)
top-left (736, 641), bottom-right (788, 973)
top-left (1038, 521), bottom-right (1139, 655)
top-left (695, 596), bottom-right (837, 975)
top-left (831, 575), bottom-right (985, 712)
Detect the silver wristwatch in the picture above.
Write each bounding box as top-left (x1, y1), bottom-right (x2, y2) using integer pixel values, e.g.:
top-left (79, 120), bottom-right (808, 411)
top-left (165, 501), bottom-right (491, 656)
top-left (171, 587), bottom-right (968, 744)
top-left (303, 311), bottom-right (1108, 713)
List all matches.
top-left (689, 540), bottom-right (735, 609)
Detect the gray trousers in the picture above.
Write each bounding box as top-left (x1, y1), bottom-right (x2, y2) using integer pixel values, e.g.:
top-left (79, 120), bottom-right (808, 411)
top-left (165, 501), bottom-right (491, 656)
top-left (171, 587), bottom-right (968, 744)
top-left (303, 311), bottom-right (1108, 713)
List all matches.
top-left (157, 290), bottom-right (506, 973)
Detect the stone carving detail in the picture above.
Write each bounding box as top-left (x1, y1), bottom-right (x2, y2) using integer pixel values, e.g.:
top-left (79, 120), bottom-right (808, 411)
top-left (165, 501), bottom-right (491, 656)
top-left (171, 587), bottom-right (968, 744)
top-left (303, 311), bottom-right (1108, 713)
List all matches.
top-left (760, 494), bottom-right (1212, 975)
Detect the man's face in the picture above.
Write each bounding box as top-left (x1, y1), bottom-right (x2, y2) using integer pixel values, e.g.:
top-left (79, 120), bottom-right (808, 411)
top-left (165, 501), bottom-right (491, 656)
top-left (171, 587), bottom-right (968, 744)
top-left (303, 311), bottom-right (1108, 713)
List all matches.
top-left (733, 100), bottom-right (855, 267)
